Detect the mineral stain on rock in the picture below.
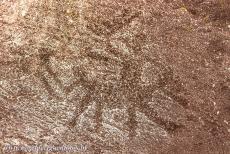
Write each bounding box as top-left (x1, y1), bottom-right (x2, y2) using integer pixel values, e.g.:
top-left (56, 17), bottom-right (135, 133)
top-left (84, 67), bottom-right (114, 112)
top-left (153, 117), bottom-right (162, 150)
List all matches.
top-left (0, 0), bottom-right (230, 153)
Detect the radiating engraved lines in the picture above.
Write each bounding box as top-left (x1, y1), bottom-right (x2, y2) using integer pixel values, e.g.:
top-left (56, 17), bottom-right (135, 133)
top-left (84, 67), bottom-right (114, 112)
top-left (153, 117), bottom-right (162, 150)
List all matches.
top-left (67, 67), bottom-right (98, 128)
top-left (67, 69), bottom-right (116, 133)
top-left (37, 72), bottom-right (62, 100)
top-left (137, 100), bottom-right (184, 133)
top-left (35, 52), bottom-right (105, 132)
top-left (36, 51), bottom-right (68, 100)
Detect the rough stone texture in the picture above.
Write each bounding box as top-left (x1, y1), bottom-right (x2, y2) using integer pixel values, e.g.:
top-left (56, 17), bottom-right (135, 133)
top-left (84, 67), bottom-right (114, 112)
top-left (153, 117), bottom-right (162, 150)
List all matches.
top-left (0, 0), bottom-right (229, 153)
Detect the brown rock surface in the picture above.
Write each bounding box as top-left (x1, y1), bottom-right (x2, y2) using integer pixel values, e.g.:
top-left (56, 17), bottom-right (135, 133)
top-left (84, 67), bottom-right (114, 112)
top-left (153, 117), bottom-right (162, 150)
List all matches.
top-left (0, 0), bottom-right (229, 153)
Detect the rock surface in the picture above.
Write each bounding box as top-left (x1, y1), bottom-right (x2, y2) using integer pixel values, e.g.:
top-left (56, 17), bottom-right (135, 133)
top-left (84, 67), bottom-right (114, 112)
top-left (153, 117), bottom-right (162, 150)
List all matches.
top-left (0, 0), bottom-right (229, 153)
